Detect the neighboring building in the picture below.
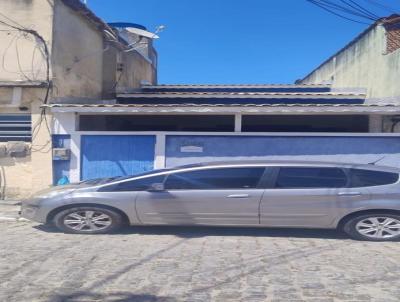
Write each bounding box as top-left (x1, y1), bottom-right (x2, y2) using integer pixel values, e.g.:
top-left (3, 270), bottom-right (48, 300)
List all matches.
top-left (299, 14), bottom-right (400, 132)
top-left (0, 0), bottom-right (157, 198)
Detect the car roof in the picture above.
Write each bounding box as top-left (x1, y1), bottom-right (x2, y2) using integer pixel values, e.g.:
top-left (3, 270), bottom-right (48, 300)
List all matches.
top-left (175, 160), bottom-right (400, 173)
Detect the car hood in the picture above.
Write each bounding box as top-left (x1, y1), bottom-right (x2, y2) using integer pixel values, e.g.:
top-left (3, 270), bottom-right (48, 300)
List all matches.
top-left (30, 183), bottom-right (94, 198)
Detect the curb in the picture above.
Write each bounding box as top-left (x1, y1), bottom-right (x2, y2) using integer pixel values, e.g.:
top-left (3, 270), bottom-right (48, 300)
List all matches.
top-left (0, 216), bottom-right (29, 222)
top-left (0, 200), bottom-right (21, 206)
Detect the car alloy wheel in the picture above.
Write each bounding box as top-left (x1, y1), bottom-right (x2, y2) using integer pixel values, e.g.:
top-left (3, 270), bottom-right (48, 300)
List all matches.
top-left (355, 216), bottom-right (400, 239)
top-left (63, 210), bottom-right (112, 232)
top-left (53, 206), bottom-right (123, 234)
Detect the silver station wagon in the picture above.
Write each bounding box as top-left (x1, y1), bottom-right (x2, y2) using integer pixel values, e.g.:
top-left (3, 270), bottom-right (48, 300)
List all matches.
top-left (21, 161), bottom-right (400, 241)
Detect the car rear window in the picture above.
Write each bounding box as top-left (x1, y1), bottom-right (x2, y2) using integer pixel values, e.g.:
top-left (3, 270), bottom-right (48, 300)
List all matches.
top-left (349, 169), bottom-right (399, 187)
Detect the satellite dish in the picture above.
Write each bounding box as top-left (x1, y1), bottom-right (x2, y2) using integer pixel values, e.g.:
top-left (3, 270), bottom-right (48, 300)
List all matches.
top-left (126, 27), bottom-right (160, 39)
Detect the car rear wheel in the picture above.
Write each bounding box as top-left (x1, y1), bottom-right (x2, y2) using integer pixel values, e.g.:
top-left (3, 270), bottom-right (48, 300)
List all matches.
top-left (343, 213), bottom-right (400, 241)
top-left (53, 207), bottom-right (123, 234)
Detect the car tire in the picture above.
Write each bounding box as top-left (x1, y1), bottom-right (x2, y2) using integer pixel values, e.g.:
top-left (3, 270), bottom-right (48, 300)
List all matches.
top-left (53, 206), bottom-right (123, 234)
top-left (343, 212), bottom-right (400, 241)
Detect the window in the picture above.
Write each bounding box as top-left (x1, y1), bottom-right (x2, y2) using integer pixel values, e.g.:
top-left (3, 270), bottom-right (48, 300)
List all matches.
top-left (242, 115), bottom-right (369, 133)
top-left (164, 167), bottom-right (265, 190)
top-left (0, 114), bottom-right (31, 142)
top-left (275, 167), bottom-right (347, 188)
top-left (79, 115), bottom-right (235, 132)
top-left (98, 175), bottom-right (166, 192)
top-left (349, 169), bottom-right (399, 187)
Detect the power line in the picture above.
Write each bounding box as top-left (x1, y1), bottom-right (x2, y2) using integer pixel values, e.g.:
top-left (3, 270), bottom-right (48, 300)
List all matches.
top-left (319, 0), bottom-right (378, 20)
top-left (306, 0), bottom-right (372, 24)
top-left (0, 17), bottom-right (53, 150)
top-left (362, 0), bottom-right (399, 14)
top-left (306, 0), bottom-right (400, 25)
top-left (340, 0), bottom-right (379, 19)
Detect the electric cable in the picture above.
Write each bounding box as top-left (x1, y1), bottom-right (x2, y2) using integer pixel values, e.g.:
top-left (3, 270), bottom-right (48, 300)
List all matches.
top-left (306, 0), bottom-right (372, 24)
top-left (362, 0), bottom-right (399, 14)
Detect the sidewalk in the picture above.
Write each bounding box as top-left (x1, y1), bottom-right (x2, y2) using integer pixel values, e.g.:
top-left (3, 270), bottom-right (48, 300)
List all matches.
top-left (0, 200), bottom-right (25, 222)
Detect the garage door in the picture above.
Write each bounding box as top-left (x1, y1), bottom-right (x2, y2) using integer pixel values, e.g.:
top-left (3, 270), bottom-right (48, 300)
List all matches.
top-left (81, 135), bottom-right (156, 180)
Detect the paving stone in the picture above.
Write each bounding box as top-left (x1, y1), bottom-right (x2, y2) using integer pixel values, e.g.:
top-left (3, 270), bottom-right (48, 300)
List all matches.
top-left (1, 222), bottom-right (400, 301)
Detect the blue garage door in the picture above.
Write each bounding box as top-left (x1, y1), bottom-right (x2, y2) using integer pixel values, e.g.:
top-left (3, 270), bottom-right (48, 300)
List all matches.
top-left (81, 135), bottom-right (156, 180)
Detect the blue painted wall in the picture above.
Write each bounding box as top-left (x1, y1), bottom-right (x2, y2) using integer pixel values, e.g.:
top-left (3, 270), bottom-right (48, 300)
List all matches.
top-left (52, 135), bottom-right (71, 185)
top-left (81, 135), bottom-right (156, 180)
top-left (165, 135), bottom-right (400, 168)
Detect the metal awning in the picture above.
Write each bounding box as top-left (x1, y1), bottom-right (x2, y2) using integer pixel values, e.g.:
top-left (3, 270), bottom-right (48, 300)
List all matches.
top-left (43, 103), bottom-right (400, 114)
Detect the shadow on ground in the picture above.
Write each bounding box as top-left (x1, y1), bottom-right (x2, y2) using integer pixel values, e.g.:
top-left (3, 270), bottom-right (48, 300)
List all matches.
top-left (34, 224), bottom-right (348, 240)
top-left (48, 291), bottom-right (176, 302)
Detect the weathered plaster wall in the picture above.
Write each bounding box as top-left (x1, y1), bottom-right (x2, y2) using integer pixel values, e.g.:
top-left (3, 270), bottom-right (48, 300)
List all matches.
top-left (118, 51), bottom-right (157, 89)
top-left (0, 154), bottom-right (33, 199)
top-left (301, 25), bottom-right (400, 99)
top-left (0, 89), bottom-right (13, 106)
top-left (0, 87), bottom-right (52, 198)
top-left (102, 45), bottom-right (157, 98)
top-left (30, 99), bottom-right (53, 194)
top-left (0, 0), bottom-right (53, 82)
top-left (52, 0), bottom-right (104, 98)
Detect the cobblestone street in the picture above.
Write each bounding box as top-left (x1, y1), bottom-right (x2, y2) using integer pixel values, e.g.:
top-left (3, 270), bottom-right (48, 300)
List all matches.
top-left (1, 221), bottom-right (400, 302)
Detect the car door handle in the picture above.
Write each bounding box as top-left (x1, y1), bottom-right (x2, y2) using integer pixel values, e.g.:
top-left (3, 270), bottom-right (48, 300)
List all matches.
top-left (337, 192), bottom-right (362, 196)
top-left (227, 194), bottom-right (250, 198)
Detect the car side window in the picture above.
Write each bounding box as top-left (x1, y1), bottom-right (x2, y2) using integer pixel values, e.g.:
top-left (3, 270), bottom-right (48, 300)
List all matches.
top-left (98, 175), bottom-right (166, 192)
top-left (349, 169), bottom-right (399, 187)
top-left (275, 167), bottom-right (347, 189)
top-left (164, 167), bottom-right (265, 190)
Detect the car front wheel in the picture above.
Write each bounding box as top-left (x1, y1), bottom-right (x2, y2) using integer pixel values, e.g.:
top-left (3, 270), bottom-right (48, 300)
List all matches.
top-left (343, 213), bottom-right (400, 241)
top-left (53, 207), bottom-right (123, 234)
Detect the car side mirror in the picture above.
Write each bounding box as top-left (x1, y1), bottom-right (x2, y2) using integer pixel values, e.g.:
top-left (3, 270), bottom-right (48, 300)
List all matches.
top-left (147, 183), bottom-right (165, 192)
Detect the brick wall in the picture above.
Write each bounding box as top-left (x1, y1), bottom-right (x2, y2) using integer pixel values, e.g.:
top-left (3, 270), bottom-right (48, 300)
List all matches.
top-left (386, 27), bottom-right (400, 54)
top-left (383, 15), bottom-right (400, 54)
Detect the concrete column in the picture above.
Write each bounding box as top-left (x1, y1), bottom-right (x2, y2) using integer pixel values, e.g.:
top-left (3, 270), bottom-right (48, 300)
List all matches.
top-left (154, 134), bottom-right (166, 169)
top-left (69, 132), bottom-right (81, 183)
top-left (369, 115), bottom-right (383, 133)
top-left (234, 114), bottom-right (242, 132)
top-left (53, 112), bottom-right (80, 182)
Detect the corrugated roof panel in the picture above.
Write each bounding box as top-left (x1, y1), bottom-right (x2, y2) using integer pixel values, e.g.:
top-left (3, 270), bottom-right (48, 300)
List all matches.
top-left (116, 91), bottom-right (366, 105)
top-left (140, 84), bottom-right (333, 93)
top-left (44, 103), bottom-right (396, 108)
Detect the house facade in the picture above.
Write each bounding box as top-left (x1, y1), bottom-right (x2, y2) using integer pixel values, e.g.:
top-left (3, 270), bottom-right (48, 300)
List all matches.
top-left (47, 14), bottom-right (400, 183)
top-left (0, 0), bottom-right (157, 198)
top-left (47, 83), bottom-right (400, 183)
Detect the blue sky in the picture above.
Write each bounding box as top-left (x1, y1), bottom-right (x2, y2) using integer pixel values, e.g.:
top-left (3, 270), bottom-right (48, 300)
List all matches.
top-left (87, 0), bottom-right (400, 84)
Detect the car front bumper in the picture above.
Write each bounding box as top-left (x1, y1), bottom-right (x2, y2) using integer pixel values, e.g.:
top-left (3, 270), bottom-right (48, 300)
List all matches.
top-left (20, 202), bottom-right (48, 223)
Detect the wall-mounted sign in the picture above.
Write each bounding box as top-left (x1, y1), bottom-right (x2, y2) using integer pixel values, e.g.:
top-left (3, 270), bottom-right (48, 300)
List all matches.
top-left (180, 145), bottom-right (204, 153)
